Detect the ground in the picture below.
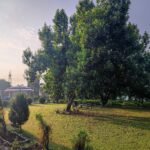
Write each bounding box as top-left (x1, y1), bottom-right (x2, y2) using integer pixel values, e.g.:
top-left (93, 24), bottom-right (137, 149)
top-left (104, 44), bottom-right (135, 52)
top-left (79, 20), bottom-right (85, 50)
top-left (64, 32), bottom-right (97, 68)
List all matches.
top-left (5, 104), bottom-right (150, 150)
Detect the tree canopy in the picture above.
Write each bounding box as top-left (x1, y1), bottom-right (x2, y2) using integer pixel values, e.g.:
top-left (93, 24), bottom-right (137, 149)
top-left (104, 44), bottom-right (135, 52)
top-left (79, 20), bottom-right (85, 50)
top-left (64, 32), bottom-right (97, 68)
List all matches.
top-left (0, 79), bottom-right (10, 90)
top-left (23, 0), bottom-right (150, 110)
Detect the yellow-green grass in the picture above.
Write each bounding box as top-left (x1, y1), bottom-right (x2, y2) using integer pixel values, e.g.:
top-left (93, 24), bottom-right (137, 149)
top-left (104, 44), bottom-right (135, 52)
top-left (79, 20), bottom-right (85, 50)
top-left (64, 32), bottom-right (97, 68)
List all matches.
top-left (5, 104), bottom-right (150, 150)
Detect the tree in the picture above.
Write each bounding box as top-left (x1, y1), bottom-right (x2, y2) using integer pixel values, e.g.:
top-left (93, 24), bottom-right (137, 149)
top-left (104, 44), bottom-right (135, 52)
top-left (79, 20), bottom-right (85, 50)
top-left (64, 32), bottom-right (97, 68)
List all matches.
top-left (0, 98), bottom-right (7, 135)
top-left (23, 10), bottom-right (70, 102)
top-left (41, 9), bottom-right (70, 102)
top-left (64, 0), bottom-right (95, 112)
top-left (76, 0), bottom-right (94, 15)
top-left (36, 114), bottom-right (51, 150)
top-left (22, 0), bottom-right (150, 109)
top-left (124, 50), bottom-right (150, 103)
top-left (73, 0), bottom-right (150, 105)
top-left (0, 79), bottom-right (10, 90)
top-left (9, 94), bottom-right (29, 130)
top-left (23, 48), bottom-right (49, 96)
top-left (65, 67), bottom-right (78, 112)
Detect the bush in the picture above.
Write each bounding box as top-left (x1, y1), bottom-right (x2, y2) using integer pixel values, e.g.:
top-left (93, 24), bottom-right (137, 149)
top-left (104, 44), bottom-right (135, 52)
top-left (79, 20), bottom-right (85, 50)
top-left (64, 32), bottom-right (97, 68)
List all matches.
top-left (11, 138), bottom-right (21, 149)
top-left (36, 114), bottom-right (52, 149)
top-left (9, 94), bottom-right (29, 130)
top-left (39, 97), bottom-right (46, 104)
top-left (0, 98), bottom-right (7, 135)
top-left (72, 131), bottom-right (93, 150)
top-left (108, 100), bottom-right (150, 108)
top-left (142, 101), bottom-right (150, 108)
top-left (75, 99), bottom-right (100, 106)
top-left (26, 98), bottom-right (33, 105)
top-left (58, 99), bottom-right (67, 104)
top-left (2, 100), bottom-right (9, 107)
top-left (33, 96), bottom-right (40, 103)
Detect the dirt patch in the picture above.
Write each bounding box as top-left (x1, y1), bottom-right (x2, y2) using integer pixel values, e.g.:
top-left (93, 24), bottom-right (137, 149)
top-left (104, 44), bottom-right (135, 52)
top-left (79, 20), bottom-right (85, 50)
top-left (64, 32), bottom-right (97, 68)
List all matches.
top-left (56, 109), bottom-right (98, 117)
top-left (0, 130), bottom-right (42, 149)
top-left (1, 132), bottom-right (25, 143)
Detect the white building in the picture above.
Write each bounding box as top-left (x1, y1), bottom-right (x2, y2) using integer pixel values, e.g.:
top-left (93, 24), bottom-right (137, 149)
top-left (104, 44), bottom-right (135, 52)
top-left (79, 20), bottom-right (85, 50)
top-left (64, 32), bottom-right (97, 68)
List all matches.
top-left (4, 86), bottom-right (34, 100)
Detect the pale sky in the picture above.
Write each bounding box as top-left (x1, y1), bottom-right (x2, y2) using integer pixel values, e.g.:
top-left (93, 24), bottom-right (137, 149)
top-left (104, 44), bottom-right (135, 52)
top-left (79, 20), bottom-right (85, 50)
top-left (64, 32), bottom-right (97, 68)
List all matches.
top-left (0, 0), bottom-right (149, 85)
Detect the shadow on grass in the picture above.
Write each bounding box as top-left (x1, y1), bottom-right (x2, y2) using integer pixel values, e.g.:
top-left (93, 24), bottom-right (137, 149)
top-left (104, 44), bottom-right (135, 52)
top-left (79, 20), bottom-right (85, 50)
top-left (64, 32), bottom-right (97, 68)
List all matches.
top-left (30, 104), bottom-right (43, 107)
top-left (22, 130), bottom-right (71, 150)
top-left (105, 105), bottom-right (150, 112)
top-left (60, 109), bottom-right (150, 131)
top-left (51, 143), bottom-right (71, 150)
top-left (94, 114), bottom-right (150, 131)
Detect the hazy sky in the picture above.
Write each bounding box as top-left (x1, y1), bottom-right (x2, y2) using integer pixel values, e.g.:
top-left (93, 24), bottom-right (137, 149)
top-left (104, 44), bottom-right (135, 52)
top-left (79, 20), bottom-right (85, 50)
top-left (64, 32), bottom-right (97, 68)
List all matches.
top-left (0, 0), bottom-right (149, 85)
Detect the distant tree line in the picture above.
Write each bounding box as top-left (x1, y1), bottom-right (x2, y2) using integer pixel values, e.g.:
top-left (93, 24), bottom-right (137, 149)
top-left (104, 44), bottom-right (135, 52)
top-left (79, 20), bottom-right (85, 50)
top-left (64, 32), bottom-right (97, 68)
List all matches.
top-left (23, 0), bottom-right (150, 111)
top-left (0, 79), bottom-right (10, 91)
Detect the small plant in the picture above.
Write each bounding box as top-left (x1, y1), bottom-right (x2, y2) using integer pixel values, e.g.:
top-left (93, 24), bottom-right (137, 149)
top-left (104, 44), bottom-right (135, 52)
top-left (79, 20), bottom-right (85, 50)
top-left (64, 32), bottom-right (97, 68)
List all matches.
top-left (73, 131), bottom-right (93, 150)
top-left (36, 114), bottom-right (52, 150)
top-left (55, 109), bottom-right (61, 114)
top-left (39, 97), bottom-right (46, 104)
top-left (27, 98), bottom-right (33, 105)
top-left (11, 138), bottom-right (20, 150)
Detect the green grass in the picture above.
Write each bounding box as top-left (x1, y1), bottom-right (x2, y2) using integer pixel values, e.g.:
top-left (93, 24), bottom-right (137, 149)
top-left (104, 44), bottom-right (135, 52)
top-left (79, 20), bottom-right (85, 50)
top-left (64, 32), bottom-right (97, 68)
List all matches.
top-left (5, 104), bottom-right (150, 150)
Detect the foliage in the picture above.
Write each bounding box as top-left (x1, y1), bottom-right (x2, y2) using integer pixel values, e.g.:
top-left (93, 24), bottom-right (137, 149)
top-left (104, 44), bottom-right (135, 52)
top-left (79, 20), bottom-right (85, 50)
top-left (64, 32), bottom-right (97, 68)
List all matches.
top-left (72, 0), bottom-right (150, 105)
top-left (11, 138), bottom-right (20, 150)
top-left (73, 131), bottom-right (93, 150)
top-left (36, 113), bottom-right (51, 150)
top-left (26, 98), bottom-right (33, 105)
top-left (0, 97), bottom-right (7, 135)
top-left (22, 0), bottom-right (150, 108)
top-left (0, 79), bottom-right (10, 90)
top-left (39, 97), bottom-right (46, 104)
top-left (9, 94), bottom-right (29, 129)
top-left (2, 100), bottom-right (9, 107)
top-left (108, 100), bottom-right (150, 108)
top-left (75, 99), bottom-right (100, 106)
top-left (44, 9), bottom-right (70, 102)
top-left (33, 96), bottom-right (40, 102)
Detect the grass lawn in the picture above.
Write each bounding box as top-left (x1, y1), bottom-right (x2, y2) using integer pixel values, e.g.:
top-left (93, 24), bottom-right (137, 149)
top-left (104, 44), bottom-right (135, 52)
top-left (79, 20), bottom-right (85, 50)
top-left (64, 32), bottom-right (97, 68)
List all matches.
top-left (5, 104), bottom-right (150, 150)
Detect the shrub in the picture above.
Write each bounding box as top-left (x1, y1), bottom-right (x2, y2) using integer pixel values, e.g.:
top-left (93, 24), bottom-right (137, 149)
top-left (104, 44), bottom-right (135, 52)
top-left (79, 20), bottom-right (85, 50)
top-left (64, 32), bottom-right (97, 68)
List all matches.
top-left (73, 131), bottom-right (93, 150)
top-left (75, 100), bottom-right (100, 106)
top-left (9, 94), bottom-right (29, 130)
top-left (2, 100), bottom-right (9, 107)
top-left (36, 114), bottom-right (52, 150)
top-left (39, 97), bottom-right (46, 104)
top-left (0, 98), bottom-right (7, 135)
top-left (33, 96), bottom-right (40, 103)
top-left (11, 138), bottom-right (20, 150)
top-left (26, 98), bottom-right (33, 105)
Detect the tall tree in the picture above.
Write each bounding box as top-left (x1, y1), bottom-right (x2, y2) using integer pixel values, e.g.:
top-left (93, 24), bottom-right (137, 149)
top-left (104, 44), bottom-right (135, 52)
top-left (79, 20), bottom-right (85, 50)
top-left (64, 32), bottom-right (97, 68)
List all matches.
top-left (65, 0), bottom-right (95, 112)
top-left (74, 0), bottom-right (150, 105)
top-left (23, 10), bottom-right (69, 102)
top-left (22, 0), bottom-right (150, 109)
top-left (43, 9), bottom-right (70, 102)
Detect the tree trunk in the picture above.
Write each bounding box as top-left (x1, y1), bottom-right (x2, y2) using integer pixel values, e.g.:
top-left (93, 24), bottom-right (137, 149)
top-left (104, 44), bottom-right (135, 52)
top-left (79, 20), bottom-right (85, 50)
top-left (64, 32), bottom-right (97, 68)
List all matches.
top-left (141, 98), bottom-right (144, 105)
top-left (44, 138), bottom-right (49, 150)
top-left (2, 116), bottom-right (7, 135)
top-left (66, 99), bottom-right (74, 112)
top-left (101, 95), bottom-right (109, 106)
top-left (19, 125), bottom-right (22, 132)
